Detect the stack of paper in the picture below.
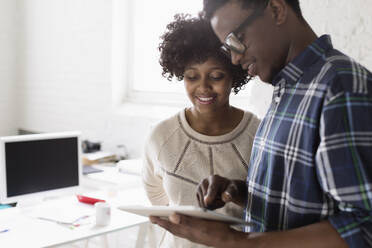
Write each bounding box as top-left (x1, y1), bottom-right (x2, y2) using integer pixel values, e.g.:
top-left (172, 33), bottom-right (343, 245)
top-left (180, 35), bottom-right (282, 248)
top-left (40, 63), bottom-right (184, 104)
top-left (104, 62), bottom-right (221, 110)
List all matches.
top-left (82, 151), bottom-right (116, 165)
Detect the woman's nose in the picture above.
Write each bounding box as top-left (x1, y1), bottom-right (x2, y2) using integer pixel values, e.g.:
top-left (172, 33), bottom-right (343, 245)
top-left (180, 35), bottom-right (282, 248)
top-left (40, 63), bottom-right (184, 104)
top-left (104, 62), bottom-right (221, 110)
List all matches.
top-left (199, 77), bottom-right (212, 89)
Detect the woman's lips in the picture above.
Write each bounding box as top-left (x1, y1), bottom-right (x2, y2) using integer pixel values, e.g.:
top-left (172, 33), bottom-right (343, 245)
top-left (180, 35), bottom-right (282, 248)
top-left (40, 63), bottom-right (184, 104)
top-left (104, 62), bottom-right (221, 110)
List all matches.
top-left (196, 96), bottom-right (215, 105)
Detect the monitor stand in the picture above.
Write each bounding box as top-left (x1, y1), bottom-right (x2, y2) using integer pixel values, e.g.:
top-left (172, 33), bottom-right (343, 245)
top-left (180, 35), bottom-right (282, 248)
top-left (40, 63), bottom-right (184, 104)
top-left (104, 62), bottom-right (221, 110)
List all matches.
top-left (15, 197), bottom-right (46, 215)
top-left (16, 198), bottom-right (44, 208)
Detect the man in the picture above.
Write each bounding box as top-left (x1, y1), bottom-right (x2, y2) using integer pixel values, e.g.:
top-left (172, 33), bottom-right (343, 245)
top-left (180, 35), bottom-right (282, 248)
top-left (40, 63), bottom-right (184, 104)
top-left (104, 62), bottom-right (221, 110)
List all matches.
top-left (150, 0), bottom-right (372, 247)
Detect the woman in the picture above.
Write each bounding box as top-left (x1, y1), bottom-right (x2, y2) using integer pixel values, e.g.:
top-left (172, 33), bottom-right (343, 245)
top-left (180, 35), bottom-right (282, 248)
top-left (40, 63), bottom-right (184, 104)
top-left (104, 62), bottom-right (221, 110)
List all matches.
top-left (142, 14), bottom-right (260, 248)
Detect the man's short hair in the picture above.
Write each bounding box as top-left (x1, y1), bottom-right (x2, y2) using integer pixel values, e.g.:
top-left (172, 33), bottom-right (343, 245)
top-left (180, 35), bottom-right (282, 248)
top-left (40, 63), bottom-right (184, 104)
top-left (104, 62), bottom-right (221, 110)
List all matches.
top-left (203, 0), bottom-right (303, 20)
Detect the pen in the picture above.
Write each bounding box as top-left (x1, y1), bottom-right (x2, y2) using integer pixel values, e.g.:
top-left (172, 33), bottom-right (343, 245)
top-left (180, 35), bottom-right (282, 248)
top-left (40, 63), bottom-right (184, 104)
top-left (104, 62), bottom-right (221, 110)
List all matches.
top-left (37, 215), bottom-right (91, 226)
top-left (37, 217), bottom-right (76, 230)
top-left (0, 229), bottom-right (9, 233)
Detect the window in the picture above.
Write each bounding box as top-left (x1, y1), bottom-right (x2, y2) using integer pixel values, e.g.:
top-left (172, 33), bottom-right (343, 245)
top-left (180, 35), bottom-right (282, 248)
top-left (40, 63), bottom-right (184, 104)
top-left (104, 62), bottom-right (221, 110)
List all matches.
top-left (112, 0), bottom-right (272, 117)
top-left (131, 0), bottom-right (202, 94)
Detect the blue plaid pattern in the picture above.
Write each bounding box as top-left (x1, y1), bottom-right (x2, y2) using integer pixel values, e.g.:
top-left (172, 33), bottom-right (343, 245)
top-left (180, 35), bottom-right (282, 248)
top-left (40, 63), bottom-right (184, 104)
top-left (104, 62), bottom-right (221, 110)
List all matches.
top-left (245, 35), bottom-right (372, 247)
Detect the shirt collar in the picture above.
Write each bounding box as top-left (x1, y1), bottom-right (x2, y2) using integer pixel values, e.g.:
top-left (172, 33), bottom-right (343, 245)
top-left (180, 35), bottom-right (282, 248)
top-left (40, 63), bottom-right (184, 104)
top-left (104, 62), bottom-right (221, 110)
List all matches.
top-left (271, 35), bottom-right (334, 86)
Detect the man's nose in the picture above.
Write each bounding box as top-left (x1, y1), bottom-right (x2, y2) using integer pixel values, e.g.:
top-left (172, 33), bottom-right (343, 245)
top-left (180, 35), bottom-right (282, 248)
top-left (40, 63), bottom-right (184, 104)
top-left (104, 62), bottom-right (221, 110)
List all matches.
top-left (231, 51), bottom-right (243, 66)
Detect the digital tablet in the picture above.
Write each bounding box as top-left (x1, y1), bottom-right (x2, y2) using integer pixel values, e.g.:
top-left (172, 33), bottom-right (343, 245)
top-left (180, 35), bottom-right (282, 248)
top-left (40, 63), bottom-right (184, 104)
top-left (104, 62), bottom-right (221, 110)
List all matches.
top-left (117, 205), bottom-right (253, 226)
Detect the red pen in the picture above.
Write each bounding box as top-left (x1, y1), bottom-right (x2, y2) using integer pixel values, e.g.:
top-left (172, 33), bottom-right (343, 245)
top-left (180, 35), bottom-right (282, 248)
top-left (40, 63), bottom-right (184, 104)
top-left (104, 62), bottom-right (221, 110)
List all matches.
top-left (76, 195), bottom-right (105, 205)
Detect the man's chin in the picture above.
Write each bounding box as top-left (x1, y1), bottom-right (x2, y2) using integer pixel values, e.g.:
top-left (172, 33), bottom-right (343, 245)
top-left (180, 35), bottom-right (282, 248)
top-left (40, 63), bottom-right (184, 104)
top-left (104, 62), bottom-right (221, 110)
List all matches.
top-left (256, 74), bottom-right (269, 84)
top-left (257, 72), bottom-right (275, 84)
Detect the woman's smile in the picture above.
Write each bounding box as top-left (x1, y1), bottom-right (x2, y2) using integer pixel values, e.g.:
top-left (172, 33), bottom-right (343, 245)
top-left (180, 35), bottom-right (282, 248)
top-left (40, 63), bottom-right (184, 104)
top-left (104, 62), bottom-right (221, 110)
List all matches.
top-left (195, 95), bottom-right (216, 105)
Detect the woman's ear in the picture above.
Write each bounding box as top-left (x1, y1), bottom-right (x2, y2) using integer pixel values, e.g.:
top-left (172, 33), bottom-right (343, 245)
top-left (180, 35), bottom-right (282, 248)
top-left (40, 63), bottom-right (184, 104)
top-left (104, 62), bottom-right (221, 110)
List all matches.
top-left (268, 0), bottom-right (288, 25)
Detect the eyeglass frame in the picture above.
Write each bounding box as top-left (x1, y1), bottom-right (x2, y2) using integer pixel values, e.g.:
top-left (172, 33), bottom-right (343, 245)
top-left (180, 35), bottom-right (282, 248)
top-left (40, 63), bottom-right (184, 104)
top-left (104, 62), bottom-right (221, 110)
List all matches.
top-left (221, 2), bottom-right (269, 57)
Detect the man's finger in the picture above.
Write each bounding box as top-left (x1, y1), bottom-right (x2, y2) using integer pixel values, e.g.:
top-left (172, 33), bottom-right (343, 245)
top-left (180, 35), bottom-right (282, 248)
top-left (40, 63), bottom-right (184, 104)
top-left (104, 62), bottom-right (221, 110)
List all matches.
top-left (204, 182), bottom-right (220, 206)
top-left (149, 215), bottom-right (194, 239)
top-left (221, 183), bottom-right (238, 202)
top-left (221, 191), bottom-right (233, 202)
top-left (169, 213), bottom-right (181, 224)
top-left (150, 216), bottom-right (175, 233)
top-left (169, 214), bottom-right (209, 229)
top-left (204, 175), bottom-right (228, 207)
top-left (196, 179), bottom-right (209, 208)
top-left (196, 188), bottom-right (205, 208)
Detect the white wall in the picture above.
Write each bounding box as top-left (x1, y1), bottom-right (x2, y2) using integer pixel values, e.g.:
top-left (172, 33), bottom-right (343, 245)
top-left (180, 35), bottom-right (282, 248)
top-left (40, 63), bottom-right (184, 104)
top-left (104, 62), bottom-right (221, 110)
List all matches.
top-left (15, 0), bottom-right (112, 140)
top-left (13, 0), bottom-right (159, 157)
top-left (0, 0), bottom-right (17, 135)
top-left (244, 0), bottom-right (372, 118)
top-left (2, 0), bottom-right (372, 158)
top-left (301, 0), bottom-right (372, 68)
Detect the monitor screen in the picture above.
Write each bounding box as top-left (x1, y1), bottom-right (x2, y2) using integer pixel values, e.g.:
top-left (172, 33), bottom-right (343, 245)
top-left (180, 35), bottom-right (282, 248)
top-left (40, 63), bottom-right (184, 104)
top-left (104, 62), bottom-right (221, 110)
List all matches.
top-left (0, 132), bottom-right (81, 204)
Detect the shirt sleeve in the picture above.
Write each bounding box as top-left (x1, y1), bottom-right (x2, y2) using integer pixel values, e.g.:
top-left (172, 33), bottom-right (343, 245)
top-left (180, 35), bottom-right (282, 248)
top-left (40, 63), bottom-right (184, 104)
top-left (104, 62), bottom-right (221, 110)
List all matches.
top-left (315, 91), bottom-right (372, 247)
top-left (142, 139), bottom-right (169, 206)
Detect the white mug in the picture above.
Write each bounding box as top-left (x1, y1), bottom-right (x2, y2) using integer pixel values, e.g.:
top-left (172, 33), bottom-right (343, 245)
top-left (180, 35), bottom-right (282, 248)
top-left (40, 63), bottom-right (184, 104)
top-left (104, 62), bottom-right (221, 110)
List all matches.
top-left (95, 202), bottom-right (111, 226)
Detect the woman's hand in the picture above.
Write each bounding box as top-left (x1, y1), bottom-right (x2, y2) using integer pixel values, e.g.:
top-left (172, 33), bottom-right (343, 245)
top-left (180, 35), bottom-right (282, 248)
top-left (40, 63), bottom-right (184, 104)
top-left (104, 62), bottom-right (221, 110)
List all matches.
top-left (196, 175), bottom-right (248, 209)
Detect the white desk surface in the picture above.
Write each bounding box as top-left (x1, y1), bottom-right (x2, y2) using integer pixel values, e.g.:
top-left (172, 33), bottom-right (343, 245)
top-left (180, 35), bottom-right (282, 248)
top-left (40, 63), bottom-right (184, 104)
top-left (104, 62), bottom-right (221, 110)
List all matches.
top-left (82, 162), bottom-right (143, 190)
top-left (0, 166), bottom-right (151, 248)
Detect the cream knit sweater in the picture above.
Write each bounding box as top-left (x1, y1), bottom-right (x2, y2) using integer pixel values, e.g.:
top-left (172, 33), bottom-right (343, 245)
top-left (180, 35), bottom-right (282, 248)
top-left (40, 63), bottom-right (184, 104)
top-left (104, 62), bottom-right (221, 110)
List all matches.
top-left (142, 109), bottom-right (260, 248)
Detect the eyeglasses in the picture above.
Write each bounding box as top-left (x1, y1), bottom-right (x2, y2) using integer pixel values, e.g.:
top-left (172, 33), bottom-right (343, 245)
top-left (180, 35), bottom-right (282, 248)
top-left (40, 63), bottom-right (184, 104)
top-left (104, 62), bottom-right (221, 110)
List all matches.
top-left (221, 2), bottom-right (268, 58)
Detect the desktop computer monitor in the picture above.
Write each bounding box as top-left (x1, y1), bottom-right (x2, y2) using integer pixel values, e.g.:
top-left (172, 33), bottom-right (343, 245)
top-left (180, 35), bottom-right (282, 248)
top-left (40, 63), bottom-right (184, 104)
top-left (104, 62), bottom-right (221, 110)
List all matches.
top-left (0, 131), bottom-right (82, 204)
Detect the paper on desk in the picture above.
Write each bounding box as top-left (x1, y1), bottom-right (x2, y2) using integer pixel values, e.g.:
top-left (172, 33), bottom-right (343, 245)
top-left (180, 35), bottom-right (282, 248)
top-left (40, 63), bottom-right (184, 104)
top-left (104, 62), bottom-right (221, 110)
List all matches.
top-left (83, 151), bottom-right (117, 166)
top-left (117, 159), bottom-right (142, 175)
top-left (87, 168), bottom-right (141, 185)
top-left (83, 151), bottom-right (114, 161)
top-left (29, 203), bottom-right (95, 223)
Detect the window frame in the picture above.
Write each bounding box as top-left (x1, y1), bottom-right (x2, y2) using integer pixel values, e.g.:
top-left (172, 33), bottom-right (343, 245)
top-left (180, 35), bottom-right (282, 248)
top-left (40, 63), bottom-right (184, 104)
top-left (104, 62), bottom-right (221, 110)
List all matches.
top-left (111, 0), bottom-right (259, 116)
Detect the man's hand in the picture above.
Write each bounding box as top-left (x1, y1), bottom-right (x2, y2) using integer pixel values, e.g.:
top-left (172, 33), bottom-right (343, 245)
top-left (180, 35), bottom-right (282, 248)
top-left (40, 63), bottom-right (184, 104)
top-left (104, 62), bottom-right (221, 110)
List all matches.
top-left (149, 214), bottom-right (245, 248)
top-left (196, 175), bottom-right (247, 209)
top-left (150, 215), bottom-right (348, 248)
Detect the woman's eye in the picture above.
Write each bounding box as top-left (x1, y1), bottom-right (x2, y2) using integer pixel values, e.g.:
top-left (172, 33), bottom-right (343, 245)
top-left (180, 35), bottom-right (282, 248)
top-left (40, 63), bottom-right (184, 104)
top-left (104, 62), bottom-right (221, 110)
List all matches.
top-left (185, 75), bottom-right (197, 81)
top-left (210, 74), bottom-right (225, 81)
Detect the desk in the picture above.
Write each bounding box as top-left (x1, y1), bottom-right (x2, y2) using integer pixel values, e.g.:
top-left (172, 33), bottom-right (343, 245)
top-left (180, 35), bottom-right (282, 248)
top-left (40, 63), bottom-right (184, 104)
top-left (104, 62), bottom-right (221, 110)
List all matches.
top-left (0, 164), bottom-right (154, 248)
top-left (82, 164), bottom-right (142, 190)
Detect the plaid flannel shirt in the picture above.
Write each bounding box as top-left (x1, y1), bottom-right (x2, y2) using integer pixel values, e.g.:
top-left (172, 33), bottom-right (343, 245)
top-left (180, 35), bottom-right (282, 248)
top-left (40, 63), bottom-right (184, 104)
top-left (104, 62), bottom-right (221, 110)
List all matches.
top-left (245, 35), bottom-right (372, 247)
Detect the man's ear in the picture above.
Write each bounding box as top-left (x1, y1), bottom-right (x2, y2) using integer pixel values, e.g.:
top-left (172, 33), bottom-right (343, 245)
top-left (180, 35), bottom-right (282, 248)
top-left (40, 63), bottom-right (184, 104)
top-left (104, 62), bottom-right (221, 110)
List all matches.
top-left (268, 0), bottom-right (288, 25)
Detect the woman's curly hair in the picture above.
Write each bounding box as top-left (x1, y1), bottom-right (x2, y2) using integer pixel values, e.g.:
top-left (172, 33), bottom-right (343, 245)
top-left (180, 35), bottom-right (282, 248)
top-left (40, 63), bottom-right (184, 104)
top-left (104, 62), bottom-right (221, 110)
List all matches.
top-left (158, 14), bottom-right (251, 94)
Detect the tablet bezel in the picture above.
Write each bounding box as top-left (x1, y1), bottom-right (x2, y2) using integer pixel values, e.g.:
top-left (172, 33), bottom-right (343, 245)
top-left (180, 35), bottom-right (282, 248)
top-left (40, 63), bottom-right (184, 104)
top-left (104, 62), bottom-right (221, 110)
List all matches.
top-left (118, 205), bottom-right (253, 226)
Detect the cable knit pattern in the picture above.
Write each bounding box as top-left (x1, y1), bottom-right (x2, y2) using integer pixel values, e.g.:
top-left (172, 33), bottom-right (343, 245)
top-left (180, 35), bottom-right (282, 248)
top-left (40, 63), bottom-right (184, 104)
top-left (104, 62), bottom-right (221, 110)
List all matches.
top-left (142, 109), bottom-right (260, 248)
